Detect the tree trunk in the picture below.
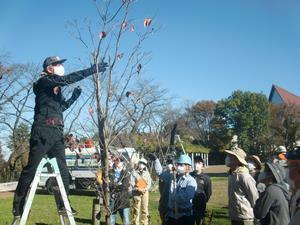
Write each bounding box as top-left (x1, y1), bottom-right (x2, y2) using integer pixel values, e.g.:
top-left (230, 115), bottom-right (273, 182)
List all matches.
top-left (95, 73), bottom-right (111, 225)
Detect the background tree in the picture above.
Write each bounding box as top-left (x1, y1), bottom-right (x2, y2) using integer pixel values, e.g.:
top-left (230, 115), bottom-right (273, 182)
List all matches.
top-left (186, 100), bottom-right (216, 147)
top-left (269, 104), bottom-right (300, 150)
top-left (0, 54), bottom-right (38, 180)
top-left (213, 90), bottom-right (271, 155)
top-left (118, 79), bottom-right (168, 148)
top-left (7, 123), bottom-right (30, 180)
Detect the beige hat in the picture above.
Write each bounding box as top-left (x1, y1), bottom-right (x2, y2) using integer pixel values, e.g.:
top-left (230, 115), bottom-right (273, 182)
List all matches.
top-left (225, 147), bottom-right (248, 166)
top-left (246, 155), bottom-right (262, 170)
top-left (138, 158), bottom-right (148, 165)
top-left (275, 145), bottom-right (287, 154)
top-left (295, 140), bottom-right (300, 148)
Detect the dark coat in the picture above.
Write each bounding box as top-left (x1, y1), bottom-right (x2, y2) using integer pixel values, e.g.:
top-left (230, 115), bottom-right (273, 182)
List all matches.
top-left (254, 183), bottom-right (290, 225)
top-left (32, 68), bottom-right (95, 128)
top-left (190, 171), bottom-right (212, 215)
top-left (109, 168), bottom-right (130, 212)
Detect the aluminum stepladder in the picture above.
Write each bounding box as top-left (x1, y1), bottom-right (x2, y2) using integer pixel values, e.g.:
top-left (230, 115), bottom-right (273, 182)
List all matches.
top-left (13, 157), bottom-right (76, 225)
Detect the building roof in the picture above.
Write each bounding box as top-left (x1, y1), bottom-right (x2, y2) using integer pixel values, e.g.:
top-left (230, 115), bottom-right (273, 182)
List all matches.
top-left (269, 84), bottom-right (300, 105)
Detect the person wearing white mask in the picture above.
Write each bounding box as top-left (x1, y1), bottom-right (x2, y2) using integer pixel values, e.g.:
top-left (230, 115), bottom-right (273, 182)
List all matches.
top-left (190, 156), bottom-right (212, 225)
top-left (254, 161), bottom-right (290, 225)
top-left (131, 158), bottom-right (152, 225)
top-left (225, 146), bottom-right (258, 225)
top-left (12, 56), bottom-right (108, 218)
top-left (109, 156), bottom-right (130, 225)
top-left (246, 155), bottom-right (262, 182)
top-left (285, 145), bottom-right (300, 225)
top-left (166, 154), bottom-right (197, 225)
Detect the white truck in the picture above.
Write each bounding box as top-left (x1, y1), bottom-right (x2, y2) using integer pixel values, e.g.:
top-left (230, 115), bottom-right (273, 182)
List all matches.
top-left (39, 145), bottom-right (138, 193)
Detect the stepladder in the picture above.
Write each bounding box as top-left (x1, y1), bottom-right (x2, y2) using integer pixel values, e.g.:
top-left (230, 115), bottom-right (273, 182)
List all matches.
top-left (12, 157), bottom-right (76, 225)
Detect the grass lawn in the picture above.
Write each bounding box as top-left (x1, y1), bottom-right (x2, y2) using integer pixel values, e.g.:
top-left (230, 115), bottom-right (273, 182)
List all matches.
top-left (0, 176), bottom-right (230, 225)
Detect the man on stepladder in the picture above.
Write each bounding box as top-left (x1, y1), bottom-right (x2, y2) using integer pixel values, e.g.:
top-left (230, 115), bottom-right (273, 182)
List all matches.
top-left (12, 56), bottom-right (108, 218)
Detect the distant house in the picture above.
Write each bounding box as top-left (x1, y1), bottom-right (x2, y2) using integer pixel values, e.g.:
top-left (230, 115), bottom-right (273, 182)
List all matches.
top-left (268, 85), bottom-right (300, 105)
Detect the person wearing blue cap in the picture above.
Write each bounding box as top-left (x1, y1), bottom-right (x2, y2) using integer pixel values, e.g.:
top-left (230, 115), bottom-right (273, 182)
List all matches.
top-left (12, 56), bottom-right (108, 218)
top-left (166, 154), bottom-right (197, 225)
top-left (285, 142), bottom-right (300, 225)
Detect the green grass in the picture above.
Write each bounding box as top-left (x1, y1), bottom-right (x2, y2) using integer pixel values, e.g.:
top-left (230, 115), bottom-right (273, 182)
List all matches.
top-left (0, 176), bottom-right (230, 225)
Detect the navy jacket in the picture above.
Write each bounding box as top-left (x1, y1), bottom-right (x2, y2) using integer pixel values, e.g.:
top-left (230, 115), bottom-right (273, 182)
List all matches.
top-left (32, 68), bottom-right (95, 127)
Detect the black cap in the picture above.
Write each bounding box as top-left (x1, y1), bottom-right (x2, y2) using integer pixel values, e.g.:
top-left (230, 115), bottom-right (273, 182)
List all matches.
top-left (194, 155), bottom-right (204, 163)
top-left (166, 158), bottom-right (173, 164)
top-left (286, 148), bottom-right (300, 160)
top-left (43, 56), bottom-right (66, 70)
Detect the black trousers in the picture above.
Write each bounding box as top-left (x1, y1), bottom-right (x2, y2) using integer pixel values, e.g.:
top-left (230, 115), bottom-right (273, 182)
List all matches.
top-left (166, 215), bottom-right (194, 225)
top-left (193, 203), bottom-right (207, 225)
top-left (13, 126), bottom-right (70, 216)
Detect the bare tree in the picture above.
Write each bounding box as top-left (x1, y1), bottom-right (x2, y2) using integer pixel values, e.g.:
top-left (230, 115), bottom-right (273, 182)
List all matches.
top-left (186, 100), bottom-right (216, 146)
top-left (67, 1), bottom-right (158, 223)
top-left (0, 55), bottom-right (39, 180)
top-left (115, 79), bottom-right (169, 148)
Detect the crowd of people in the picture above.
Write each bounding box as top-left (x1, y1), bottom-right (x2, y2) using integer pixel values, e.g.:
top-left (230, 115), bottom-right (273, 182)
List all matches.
top-left (106, 142), bottom-right (300, 225)
top-left (107, 153), bottom-right (211, 225)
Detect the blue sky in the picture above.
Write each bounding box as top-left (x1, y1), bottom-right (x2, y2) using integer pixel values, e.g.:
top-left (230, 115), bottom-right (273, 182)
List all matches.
top-left (1, 0), bottom-right (300, 104)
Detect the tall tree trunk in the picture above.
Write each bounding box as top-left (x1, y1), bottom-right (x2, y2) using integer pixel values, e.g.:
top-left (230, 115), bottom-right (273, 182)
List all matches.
top-left (95, 72), bottom-right (111, 225)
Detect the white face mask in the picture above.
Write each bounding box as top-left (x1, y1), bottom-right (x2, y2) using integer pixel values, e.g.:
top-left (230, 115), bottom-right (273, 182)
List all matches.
top-left (53, 65), bottom-right (65, 76)
top-left (177, 165), bottom-right (185, 174)
top-left (248, 162), bottom-right (256, 172)
top-left (225, 156), bottom-right (231, 167)
top-left (138, 164), bottom-right (146, 170)
top-left (285, 168), bottom-right (296, 190)
top-left (195, 163), bottom-right (203, 171)
top-left (167, 164), bottom-right (173, 171)
top-left (115, 162), bottom-right (124, 171)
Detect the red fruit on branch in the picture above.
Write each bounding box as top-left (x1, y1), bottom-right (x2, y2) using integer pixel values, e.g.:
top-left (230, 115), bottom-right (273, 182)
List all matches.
top-left (144, 18), bottom-right (152, 27)
top-left (130, 25), bottom-right (135, 32)
top-left (122, 20), bottom-right (127, 28)
top-left (99, 31), bottom-right (106, 39)
top-left (88, 107), bottom-right (94, 114)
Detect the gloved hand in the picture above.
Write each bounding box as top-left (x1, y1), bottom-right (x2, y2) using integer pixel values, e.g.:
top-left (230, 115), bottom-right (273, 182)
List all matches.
top-left (91, 61), bottom-right (108, 73)
top-left (72, 86), bottom-right (82, 99)
top-left (146, 153), bottom-right (157, 161)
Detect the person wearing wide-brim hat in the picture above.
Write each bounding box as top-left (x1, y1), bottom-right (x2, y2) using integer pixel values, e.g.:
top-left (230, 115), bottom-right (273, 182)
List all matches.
top-left (285, 146), bottom-right (300, 225)
top-left (246, 155), bottom-right (262, 182)
top-left (225, 147), bottom-right (259, 225)
top-left (254, 161), bottom-right (290, 225)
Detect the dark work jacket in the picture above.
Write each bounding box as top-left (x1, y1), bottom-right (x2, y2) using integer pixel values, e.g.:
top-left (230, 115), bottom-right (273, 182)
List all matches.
top-left (190, 171), bottom-right (212, 211)
top-left (109, 168), bottom-right (130, 212)
top-left (32, 68), bottom-right (95, 128)
top-left (254, 183), bottom-right (290, 225)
